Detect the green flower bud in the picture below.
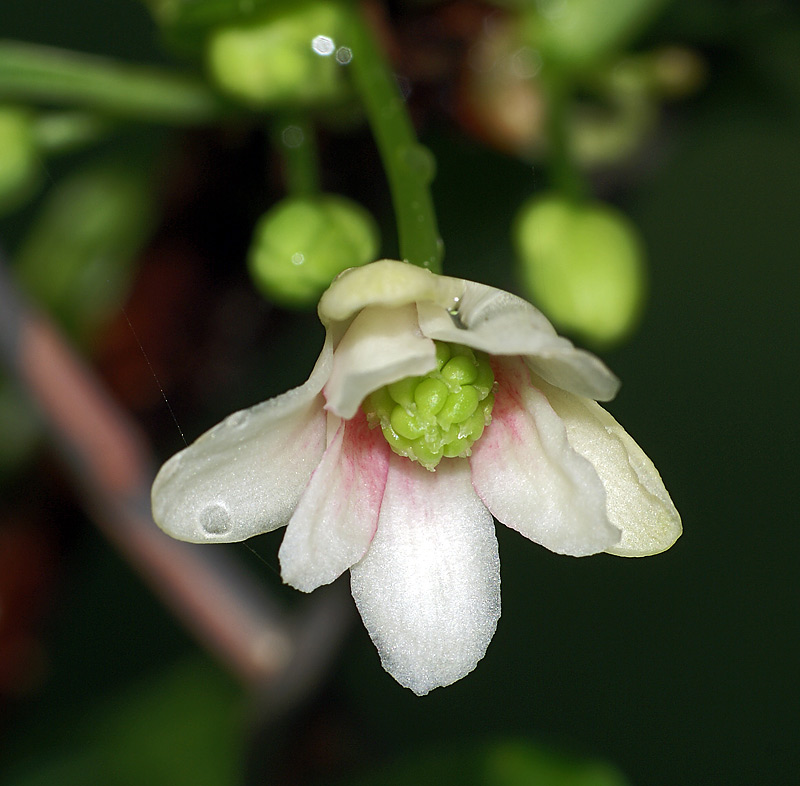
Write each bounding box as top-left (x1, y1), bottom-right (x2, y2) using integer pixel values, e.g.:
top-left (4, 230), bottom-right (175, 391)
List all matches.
top-left (206, 0), bottom-right (349, 108)
top-left (363, 342), bottom-right (495, 470)
top-left (514, 194), bottom-right (646, 346)
top-left (0, 107), bottom-right (39, 214)
top-left (248, 194), bottom-right (379, 308)
top-left (524, 0), bottom-right (666, 69)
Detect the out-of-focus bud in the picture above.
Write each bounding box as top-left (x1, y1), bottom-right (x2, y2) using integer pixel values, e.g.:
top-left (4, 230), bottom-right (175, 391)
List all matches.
top-left (524, 0), bottom-right (667, 70)
top-left (14, 162), bottom-right (155, 342)
top-left (0, 107), bottom-right (39, 214)
top-left (248, 194), bottom-right (379, 309)
top-left (206, 0), bottom-right (349, 108)
top-left (514, 194), bottom-right (646, 346)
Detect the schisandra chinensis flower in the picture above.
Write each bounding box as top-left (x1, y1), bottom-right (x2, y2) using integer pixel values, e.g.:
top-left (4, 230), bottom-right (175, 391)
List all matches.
top-left (151, 260), bottom-right (681, 695)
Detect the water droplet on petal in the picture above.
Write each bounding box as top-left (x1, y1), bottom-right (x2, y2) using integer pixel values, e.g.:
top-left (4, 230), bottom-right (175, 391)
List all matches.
top-left (200, 503), bottom-right (231, 535)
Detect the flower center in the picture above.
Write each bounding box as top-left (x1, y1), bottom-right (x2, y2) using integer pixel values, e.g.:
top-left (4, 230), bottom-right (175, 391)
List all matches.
top-left (362, 341), bottom-right (495, 469)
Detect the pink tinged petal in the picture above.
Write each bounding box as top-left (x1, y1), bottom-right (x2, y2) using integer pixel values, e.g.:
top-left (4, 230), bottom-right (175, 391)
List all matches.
top-left (417, 280), bottom-right (620, 401)
top-left (151, 336), bottom-right (333, 544)
top-left (534, 377), bottom-right (682, 557)
top-left (279, 412), bottom-right (390, 592)
top-left (470, 357), bottom-right (620, 557)
top-left (350, 456), bottom-right (500, 696)
top-left (323, 304), bottom-right (437, 419)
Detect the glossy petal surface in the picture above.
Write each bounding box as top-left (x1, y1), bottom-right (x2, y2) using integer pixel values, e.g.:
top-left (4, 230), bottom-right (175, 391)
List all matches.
top-left (151, 337), bottom-right (332, 543)
top-left (279, 413), bottom-right (390, 592)
top-left (318, 258), bottom-right (464, 324)
top-left (417, 280), bottom-right (620, 401)
top-left (471, 358), bottom-right (619, 556)
top-left (350, 456), bottom-right (500, 695)
top-left (537, 377), bottom-right (682, 556)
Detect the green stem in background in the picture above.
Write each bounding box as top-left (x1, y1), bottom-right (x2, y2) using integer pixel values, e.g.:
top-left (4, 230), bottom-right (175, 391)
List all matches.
top-left (273, 116), bottom-right (320, 198)
top-left (0, 40), bottom-right (230, 125)
top-left (33, 111), bottom-right (113, 154)
top-left (542, 68), bottom-right (589, 202)
top-left (342, 4), bottom-right (443, 273)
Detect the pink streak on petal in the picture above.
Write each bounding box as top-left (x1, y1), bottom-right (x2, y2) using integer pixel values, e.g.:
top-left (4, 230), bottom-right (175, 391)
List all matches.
top-left (278, 410), bottom-right (390, 592)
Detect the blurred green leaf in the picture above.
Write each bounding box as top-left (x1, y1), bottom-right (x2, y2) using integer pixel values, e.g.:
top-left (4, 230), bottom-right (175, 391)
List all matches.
top-left (13, 156), bottom-right (156, 344)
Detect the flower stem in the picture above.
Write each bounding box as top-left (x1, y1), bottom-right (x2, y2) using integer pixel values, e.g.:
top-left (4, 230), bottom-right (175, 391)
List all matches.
top-left (0, 40), bottom-right (230, 125)
top-left (341, 4), bottom-right (443, 272)
top-left (542, 68), bottom-right (588, 202)
top-left (273, 116), bottom-right (320, 198)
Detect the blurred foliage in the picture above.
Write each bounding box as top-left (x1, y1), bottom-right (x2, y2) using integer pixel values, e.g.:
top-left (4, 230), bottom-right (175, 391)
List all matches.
top-left (0, 0), bottom-right (798, 785)
top-left (0, 657), bottom-right (242, 786)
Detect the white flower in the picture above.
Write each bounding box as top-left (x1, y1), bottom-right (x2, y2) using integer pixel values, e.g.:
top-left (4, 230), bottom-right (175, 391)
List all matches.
top-left (152, 260), bottom-right (681, 695)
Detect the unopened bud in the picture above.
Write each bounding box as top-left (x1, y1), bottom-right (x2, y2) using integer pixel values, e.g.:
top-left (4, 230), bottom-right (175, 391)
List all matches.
top-left (248, 194), bottom-right (379, 308)
top-left (514, 194), bottom-right (646, 346)
top-left (207, 1), bottom-right (349, 107)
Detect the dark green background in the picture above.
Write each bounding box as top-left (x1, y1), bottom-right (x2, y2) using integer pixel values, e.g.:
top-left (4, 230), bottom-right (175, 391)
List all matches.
top-left (1, 1), bottom-right (797, 784)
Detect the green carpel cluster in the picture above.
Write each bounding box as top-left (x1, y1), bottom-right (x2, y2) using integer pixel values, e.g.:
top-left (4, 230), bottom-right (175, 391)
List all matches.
top-left (362, 342), bottom-right (495, 469)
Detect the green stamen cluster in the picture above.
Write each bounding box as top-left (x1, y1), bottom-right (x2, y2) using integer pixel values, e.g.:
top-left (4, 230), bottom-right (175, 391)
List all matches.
top-left (362, 342), bottom-right (495, 470)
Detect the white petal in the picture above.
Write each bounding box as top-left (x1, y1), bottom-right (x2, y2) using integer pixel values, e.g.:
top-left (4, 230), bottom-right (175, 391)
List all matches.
top-left (417, 280), bottom-right (620, 401)
top-left (470, 358), bottom-right (620, 556)
top-left (279, 412), bottom-right (390, 592)
top-left (323, 304), bottom-right (437, 419)
top-left (318, 259), bottom-right (464, 324)
top-left (536, 377), bottom-right (682, 556)
top-left (151, 336), bottom-right (332, 543)
top-left (350, 456), bottom-right (500, 696)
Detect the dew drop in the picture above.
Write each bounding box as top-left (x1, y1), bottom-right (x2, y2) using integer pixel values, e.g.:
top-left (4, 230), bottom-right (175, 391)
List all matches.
top-left (311, 35), bottom-right (335, 56)
top-left (200, 503), bottom-right (231, 535)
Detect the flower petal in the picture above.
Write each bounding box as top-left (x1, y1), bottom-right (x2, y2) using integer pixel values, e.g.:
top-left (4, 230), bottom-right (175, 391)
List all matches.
top-left (318, 258), bottom-right (464, 325)
top-left (350, 456), bottom-right (500, 696)
top-left (323, 304), bottom-right (437, 419)
top-left (417, 280), bottom-right (620, 401)
top-left (534, 377), bottom-right (682, 556)
top-left (470, 357), bottom-right (619, 556)
top-left (279, 412), bottom-right (390, 592)
top-left (151, 336), bottom-right (332, 543)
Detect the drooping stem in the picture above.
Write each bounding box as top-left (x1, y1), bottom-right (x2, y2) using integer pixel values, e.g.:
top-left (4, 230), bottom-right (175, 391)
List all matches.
top-left (342, 4), bottom-right (443, 272)
top-left (542, 68), bottom-right (588, 202)
top-left (273, 115), bottom-right (321, 198)
top-left (0, 40), bottom-right (230, 125)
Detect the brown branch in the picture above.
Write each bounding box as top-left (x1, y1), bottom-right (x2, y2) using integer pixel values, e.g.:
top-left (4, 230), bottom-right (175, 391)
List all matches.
top-left (0, 252), bottom-right (350, 692)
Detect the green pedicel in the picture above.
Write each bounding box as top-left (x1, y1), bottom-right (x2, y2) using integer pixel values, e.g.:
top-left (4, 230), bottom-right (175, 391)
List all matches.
top-left (362, 341), bottom-right (495, 470)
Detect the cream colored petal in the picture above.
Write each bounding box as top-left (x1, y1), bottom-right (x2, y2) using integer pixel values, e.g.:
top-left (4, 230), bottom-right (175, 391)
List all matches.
top-left (536, 377), bottom-right (682, 556)
top-left (323, 304), bottom-right (437, 419)
top-left (279, 413), bottom-right (390, 592)
top-left (151, 336), bottom-right (332, 543)
top-left (318, 258), bottom-right (464, 325)
top-left (350, 456), bottom-right (500, 696)
top-left (470, 358), bottom-right (619, 556)
top-left (417, 280), bottom-right (620, 402)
